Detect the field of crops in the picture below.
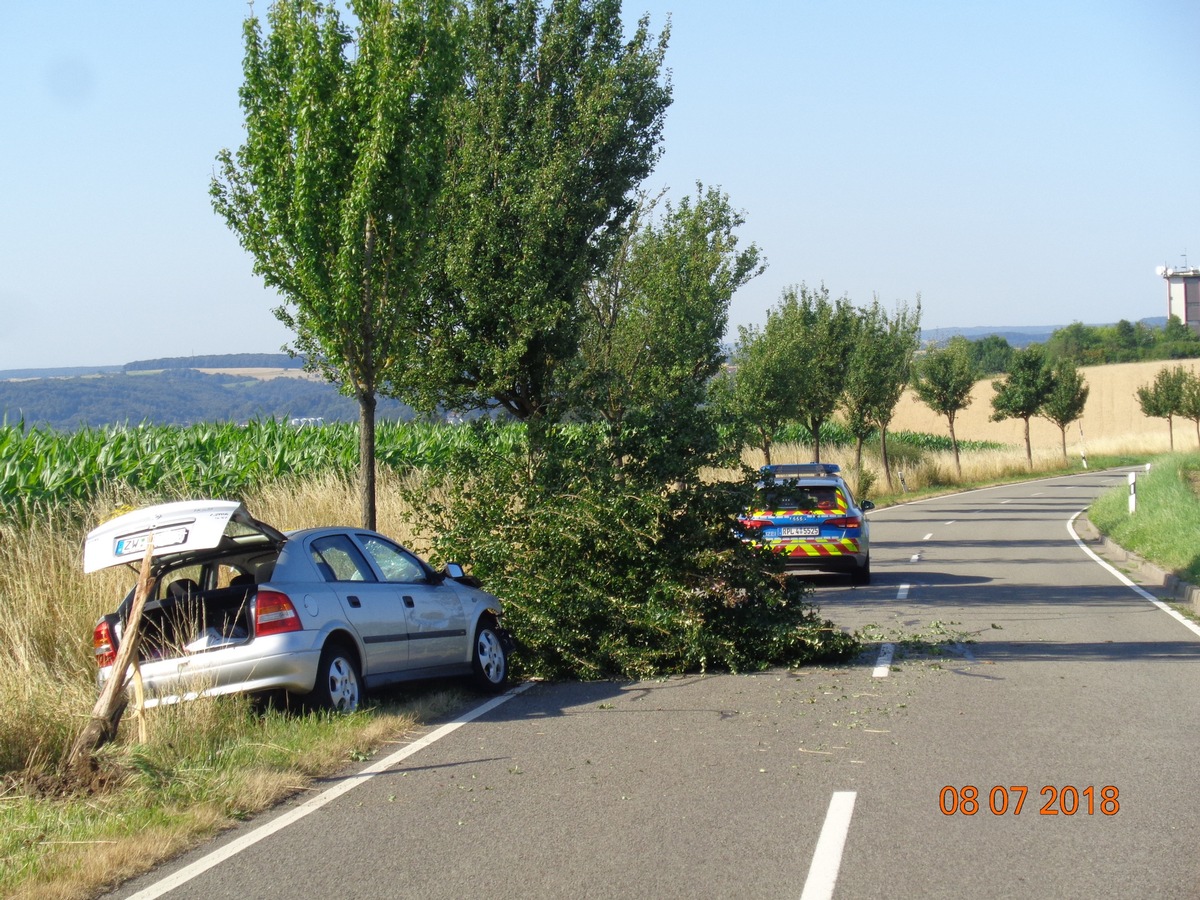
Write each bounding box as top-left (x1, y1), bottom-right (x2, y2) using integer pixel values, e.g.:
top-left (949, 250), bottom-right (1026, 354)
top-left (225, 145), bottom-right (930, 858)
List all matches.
top-left (0, 418), bottom-right (526, 525)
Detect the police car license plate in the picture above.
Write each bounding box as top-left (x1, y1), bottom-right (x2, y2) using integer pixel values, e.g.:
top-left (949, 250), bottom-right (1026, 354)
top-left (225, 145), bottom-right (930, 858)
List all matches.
top-left (781, 526), bottom-right (819, 537)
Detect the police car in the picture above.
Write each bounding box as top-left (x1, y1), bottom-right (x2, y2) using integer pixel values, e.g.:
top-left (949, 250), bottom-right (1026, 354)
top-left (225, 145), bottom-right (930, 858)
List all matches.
top-left (739, 463), bottom-right (874, 584)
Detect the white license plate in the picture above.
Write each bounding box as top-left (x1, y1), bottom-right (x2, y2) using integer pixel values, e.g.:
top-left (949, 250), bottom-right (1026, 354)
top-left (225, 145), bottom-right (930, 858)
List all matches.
top-left (780, 526), bottom-right (819, 537)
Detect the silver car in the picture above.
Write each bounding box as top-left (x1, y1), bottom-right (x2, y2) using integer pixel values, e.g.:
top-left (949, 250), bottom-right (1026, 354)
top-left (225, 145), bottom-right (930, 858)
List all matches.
top-left (86, 500), bottom-right (512, 712)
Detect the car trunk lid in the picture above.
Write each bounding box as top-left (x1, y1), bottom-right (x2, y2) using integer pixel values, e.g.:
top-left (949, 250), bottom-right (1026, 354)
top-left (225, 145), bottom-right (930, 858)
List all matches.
top-left (83, 500), bottom-right (285, 574)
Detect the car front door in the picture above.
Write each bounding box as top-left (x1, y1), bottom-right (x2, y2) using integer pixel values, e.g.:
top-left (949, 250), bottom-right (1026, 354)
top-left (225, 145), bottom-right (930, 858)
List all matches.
top-left (353, 534), bottom-right (469, 671)
top-left (308, 534), bottom-right (410, 675)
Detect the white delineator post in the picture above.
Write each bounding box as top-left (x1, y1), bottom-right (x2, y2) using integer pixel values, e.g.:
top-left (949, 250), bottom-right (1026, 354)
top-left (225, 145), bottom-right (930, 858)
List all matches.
top-left (1128, 472), bottom-right (1137, 515)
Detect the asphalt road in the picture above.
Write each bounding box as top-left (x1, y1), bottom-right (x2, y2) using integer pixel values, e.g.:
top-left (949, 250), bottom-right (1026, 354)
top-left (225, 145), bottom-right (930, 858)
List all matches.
top-left (108, 467), bottom-right (1200, 900)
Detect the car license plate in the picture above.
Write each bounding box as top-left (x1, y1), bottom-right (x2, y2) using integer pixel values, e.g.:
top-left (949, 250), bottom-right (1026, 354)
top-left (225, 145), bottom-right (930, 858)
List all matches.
top-left (780, 526), bottom-right (819, 537)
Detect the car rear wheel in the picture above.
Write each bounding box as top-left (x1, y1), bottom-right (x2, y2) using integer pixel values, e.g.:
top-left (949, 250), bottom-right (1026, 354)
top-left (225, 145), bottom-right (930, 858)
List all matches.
top-left (471, 619), bottom-right (508, 692)
top-left (312, 641), bottom-right (361, 712)
top-left (852, 557), bottom-right (871, 586)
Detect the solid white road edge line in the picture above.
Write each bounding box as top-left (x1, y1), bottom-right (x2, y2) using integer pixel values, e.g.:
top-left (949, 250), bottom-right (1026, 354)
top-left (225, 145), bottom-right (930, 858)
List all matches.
top-left (1068, 510), bottom-right (1200, 639)
top-left (800, 791), bottom-right (857, 900)
top-left (872, 643), bottom-right (895, 678)
top-left (124, 682), bottom-right (535, 900)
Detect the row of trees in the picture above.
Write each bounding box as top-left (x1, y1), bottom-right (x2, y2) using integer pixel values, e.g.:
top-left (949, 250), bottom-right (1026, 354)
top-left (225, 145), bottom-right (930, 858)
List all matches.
top-left (717, 285), bottom-right (921, 490)
top-left (965, 317), bottom-right (1200, 377)
top-left (910, 338), bottom-right (1090, 473)
top-left (1136, 365), bottom-right (1200, 450)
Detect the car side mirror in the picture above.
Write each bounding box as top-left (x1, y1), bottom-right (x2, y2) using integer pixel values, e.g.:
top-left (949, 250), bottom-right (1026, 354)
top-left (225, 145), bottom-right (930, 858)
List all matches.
top-left (444, 562), bottom-right (466, 580)
top-left (861, 500), bottom-right (875, 512)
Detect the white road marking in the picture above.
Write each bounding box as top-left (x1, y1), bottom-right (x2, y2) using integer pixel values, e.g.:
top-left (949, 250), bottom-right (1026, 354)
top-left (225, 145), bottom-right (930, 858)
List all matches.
top-left (1068, 512), bottom-right (1200, 639)
top-left (944, 520), bottom-right (956, 525)
top-left (897, 584), bottom-right (910, 600)
top-left (124, 683), bottom-right (535, 900)
top-left (922, 533), bottom-right (933, 541)
top-left (1000, 499), bottom-right (1013, 504)
top-left (909, 554), bottom-right (921, 563)
top-left (872, 643), bottom-right (895, 678)
top-left (800, 791), bottom-right (858, 900)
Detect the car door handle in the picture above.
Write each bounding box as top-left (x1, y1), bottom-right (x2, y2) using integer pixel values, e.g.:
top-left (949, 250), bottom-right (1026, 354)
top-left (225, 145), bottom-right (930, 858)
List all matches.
top-left (403, 595), bottom-right (415, 608)
top-left (347, 595), bottom-right (361, 608)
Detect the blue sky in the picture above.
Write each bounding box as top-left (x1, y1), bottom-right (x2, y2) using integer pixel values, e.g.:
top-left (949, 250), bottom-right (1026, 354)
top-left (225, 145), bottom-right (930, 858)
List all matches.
top-left (2, 1), bottom-right (1197, 370)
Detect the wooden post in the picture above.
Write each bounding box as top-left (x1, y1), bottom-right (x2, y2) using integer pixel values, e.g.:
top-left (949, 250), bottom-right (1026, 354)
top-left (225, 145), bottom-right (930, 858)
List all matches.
top-left (66, 541), bottom-right (155, 774)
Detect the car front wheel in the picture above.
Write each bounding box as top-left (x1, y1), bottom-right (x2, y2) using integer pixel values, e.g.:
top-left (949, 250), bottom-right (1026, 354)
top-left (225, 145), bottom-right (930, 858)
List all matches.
top-left (471, 620), bottom-right (509, 692)
top-left (312, 641), bottom-right (362, 712)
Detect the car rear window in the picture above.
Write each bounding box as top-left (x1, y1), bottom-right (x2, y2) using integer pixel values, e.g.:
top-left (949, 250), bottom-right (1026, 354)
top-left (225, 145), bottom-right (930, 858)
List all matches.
top-left (760, 486), bottom-right (844, 512)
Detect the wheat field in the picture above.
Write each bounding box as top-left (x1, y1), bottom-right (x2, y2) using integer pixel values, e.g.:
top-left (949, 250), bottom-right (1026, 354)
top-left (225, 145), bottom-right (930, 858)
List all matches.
top-left (889, 358), bottom-right (1200, 457)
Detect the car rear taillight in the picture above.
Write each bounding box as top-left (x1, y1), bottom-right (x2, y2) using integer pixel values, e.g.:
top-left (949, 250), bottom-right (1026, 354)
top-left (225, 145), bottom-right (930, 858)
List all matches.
top-left (824, 516), bottom-right (862, 529)
top-left (254, 590), bottom-right (302, 636)
top-left (93, 620), bottom-right (116, 668)
top-left (739, 518), bottom-right (772, 530)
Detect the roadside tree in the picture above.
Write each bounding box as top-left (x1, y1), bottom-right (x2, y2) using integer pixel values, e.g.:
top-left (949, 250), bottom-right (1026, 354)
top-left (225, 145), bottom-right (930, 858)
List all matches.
top-left (1136, 365), bottom-right (1190, 451)
top-left (1180, 370), bottom-right (1200, 446)
top-left (405, 0), bottom-right (672, 423)
top-left (912, 336), bottom-right (978, 477)
top-left (841, 297), bottom-right (920, 489)
top-left (1039, 358), bottom-right (1089, 460)
top-left (990, 344), bottom-right (1055, 467)
top-left (211, 0), bottom-right (460, 529)
top-left (570, 185), bottom-right (763, 478)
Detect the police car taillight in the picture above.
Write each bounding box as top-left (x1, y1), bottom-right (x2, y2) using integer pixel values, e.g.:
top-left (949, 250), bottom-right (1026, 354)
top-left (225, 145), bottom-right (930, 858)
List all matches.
top-left (825, 516), bottom-right (861, 529)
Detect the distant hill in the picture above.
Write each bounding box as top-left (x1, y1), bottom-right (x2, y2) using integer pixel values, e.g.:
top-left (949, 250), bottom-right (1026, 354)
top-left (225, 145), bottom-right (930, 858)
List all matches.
top-left (0, 361), bottom-right (416, 430)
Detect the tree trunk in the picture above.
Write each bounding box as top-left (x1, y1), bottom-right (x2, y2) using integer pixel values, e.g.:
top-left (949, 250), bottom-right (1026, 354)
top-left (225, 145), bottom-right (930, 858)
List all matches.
top-left (66, 544), bottom-right (156, 776)
top-left (947, 415), bottom-right (961, 477)
top-left (1060, 425), bottom-right (1067, 461)
top-left (1023, 416), bottom-right (1032, 467)
top-left (880, 426), bottom-right (894, 490)
top-left (811, 417), bottom-right (822, 463)
top-left (359, 392), bottom-right (377, 531)
top-left (761, 430), bottom-right (773, 467)
top-left (1168, 415), bottom-right (1175, 452)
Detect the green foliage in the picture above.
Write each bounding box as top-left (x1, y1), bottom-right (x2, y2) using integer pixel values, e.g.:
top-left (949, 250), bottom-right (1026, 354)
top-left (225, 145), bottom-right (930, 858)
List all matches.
top-left (967, 334), bottom-right (1014, 375)
top-left (1039, 358), bottom-right (1089, 458)
top-left (911, 336), bottom-right (978, 474)
top-left (211, 0), bottom-right (462, 527)
top-left (1089, 453), bottom-right (1200, 582)
top-left (569, 185), bottom-right (762, 477)
top-left (408, 0), bottom-right (673, 420)
top-left (724, 283), bottom-right (857, 464)
top-left (1136, 365), bottom-right (1191, 450)
top-left (990, 344), bottom-right (1055, 464)
top-left (419, 428), bottom-right (859, 679)
top-left (1044, 317), bottom-right (1200, 366)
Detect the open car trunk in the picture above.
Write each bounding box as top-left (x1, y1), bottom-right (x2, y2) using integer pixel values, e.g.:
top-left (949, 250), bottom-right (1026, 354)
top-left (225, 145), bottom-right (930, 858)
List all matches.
top-left (87, 500), bottom-right (286, 664)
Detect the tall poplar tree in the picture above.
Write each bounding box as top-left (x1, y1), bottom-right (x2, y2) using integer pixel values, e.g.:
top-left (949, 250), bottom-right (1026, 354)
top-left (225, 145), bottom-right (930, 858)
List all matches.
top-left (403, 0), bottom-right (672, 422)
top-left (211, 0), bottom-right (461, 528)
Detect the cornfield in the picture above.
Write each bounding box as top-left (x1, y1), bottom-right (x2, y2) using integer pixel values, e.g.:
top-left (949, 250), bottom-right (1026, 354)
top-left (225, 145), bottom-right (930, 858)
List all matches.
top-left (0, 419), bottom-right (527, 526)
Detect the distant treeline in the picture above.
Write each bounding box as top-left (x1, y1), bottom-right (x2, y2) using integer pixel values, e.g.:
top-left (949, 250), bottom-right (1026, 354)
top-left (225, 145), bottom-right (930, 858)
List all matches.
top-left (0, 368), bottom-right (416, 430)
top-left (961, 317), bottom-right (1200, 375)
top-left (124, 353), bottom-right (304, 372)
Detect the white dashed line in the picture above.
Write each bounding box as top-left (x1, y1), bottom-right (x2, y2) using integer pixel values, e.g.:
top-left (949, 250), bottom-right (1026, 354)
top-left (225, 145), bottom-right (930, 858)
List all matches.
top-left (897, 584), bottom-right (910, 600)
top-left (872, 643), bottom-right (895, 678)
top-left (922, 533), bottom-right (933, 541)
top-left (800, 792), bottom-right (858, 900)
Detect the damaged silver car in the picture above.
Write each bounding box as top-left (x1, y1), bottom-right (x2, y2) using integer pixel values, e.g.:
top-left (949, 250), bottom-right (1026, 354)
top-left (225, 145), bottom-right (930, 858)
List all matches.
top-left (86, 500), bottom-right (512, 712)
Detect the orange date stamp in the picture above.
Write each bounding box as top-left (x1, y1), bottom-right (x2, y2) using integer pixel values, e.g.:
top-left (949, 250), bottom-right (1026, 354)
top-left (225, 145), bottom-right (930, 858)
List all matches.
top-left (939, 785), bottom-right (1120, 816)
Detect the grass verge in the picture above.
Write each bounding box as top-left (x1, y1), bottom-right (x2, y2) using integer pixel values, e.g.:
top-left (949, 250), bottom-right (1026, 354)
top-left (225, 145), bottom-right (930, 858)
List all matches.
top-left (1087, 452), bottom-right (1200, 583)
